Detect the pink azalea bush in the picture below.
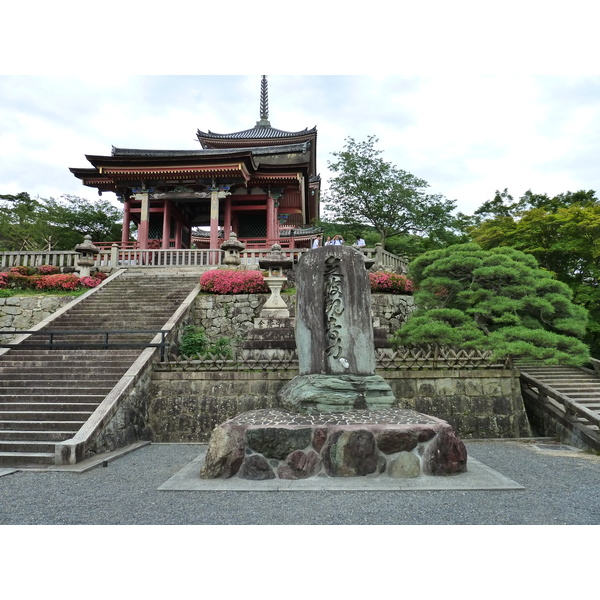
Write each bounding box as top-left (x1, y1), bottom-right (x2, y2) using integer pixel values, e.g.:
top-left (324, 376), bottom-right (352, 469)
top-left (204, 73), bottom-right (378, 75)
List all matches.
top-left (0, 265), bottom-right (108, 291)
top-left (1, 273), bottom-right (38, 290)
top-left (369, 271), bottom-right (414, 294)
top-left (200, 269), bottom-right (269, 294)
top-left (35, 273), bottom-right (81, 291)
top-left (79, 276), bottom-right (103, 288)
top-left (9, 266), bottom-right (35, 276)
top-left (37, 265), bottom-right (60, 275)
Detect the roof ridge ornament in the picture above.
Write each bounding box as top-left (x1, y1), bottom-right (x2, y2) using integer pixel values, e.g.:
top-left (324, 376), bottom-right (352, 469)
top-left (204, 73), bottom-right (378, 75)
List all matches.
top-left (256, 75), bottom-right (271, 128)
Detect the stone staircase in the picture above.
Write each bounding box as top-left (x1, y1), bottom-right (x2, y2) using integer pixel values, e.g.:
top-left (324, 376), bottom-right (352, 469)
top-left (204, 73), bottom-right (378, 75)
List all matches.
top-left (518, 364), bottom-right (600, 449)
top-left (0, 271), bottom-right (200, 466)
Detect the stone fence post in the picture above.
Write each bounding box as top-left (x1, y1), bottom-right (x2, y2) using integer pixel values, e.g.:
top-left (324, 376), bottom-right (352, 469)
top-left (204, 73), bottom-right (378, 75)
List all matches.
top-left (374, 243), bottom-right (383, 270)
top-left (111, 244), bottom-right (119, 269)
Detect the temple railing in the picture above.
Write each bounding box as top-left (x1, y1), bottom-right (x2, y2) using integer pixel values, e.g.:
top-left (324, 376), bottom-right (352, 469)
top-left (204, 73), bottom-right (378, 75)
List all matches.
top-left (0, 251), bottom-right (81, 269)
top-left (156, 346), bottom-right (512, 372)
top-left (0, 244), bottom-right (408, 272)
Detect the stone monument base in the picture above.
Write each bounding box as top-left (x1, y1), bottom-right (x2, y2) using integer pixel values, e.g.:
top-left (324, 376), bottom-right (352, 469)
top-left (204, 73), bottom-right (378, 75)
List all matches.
top-left (277, 374), bottom-right (396, 412)
top-left (200, 408), bottom-right (467, 480)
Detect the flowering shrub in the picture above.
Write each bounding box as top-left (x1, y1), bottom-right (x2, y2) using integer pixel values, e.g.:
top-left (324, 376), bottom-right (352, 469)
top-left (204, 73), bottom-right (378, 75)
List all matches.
top-left (37, 265), bottom-right (60, 275)
top-left (2, 272), bottom-right (38, 290)
top-left (79, 276), bottom-right (103, 288)
top-left (92, 271), bottom-right (108, 282)
top-left (35, 274), bottom-right (81, 291)
top-left (0, 272), bottom-right (8, 289)
top-left (369, 271), bottom-right (414, 294)
top-left (200, 269), bottom-right (269, 294)
top-left (9, 266), bottom-right (34, 276)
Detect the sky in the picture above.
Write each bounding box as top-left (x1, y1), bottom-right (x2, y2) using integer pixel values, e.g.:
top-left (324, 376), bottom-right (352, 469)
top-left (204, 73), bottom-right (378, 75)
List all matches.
top-left (3, 73), bottom-right (600, 217)
top-left (2, 1), bottom-right (600, 221)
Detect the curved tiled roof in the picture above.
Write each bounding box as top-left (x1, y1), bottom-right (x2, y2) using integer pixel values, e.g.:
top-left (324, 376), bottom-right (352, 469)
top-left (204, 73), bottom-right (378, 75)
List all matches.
top-left (111, 142), bottom-right (310, 158)
top-left (197, 125), bottom-right (317, 140)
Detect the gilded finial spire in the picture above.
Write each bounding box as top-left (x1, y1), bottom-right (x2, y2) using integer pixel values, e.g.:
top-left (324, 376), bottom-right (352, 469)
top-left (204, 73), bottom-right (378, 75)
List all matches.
top-left (256, 75), bottom-right (271, 127)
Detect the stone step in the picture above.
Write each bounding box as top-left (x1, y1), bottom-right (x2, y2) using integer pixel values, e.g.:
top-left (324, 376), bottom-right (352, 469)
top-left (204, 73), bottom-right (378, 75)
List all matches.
top-left (0, 386), bottom-right (112, 395)
top-left (17, 339), bottom-right (157, 347)
top-left (0, 368), bottom-right (129, 377)
top-left (0, 370), bottom-right (127, 380)
top-left (50, 311), bottom-right (180, 318)
top-left (0, 402), bottom-right (100, 412)
top-left (0, 380), bottom-right (114, 391)
top-left (0, 362), bottom-right (134, 371)
top-left (0, 410), bottom-right (93, 421)
top-left (544, 381), bottom-right (600, 394)
top-left (0, 394), bottom-right (104, 402)
top-left (0, 439), bottom-right (56, 453)
top-left (0, 420), bottom-right (85, 431)
top-left (0, 451), bottom-right (55, 466)
top-left (0, 429), bottom-right (76, 441)
top-left (2, 350), bottom-right (140, 358)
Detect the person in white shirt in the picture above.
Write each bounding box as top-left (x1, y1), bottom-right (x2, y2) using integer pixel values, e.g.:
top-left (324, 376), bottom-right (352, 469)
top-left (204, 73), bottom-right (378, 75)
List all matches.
top-left (312, 236), bottom-right (322, 249)
top-left (354, 235), bottom-right (366, 247)
top-left (332, 235), bottom-right (344, 245)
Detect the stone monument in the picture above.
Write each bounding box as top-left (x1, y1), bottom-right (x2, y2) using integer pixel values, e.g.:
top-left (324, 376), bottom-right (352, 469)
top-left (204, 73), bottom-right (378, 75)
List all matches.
top-left (276, 245), bottom-right (395, 411)
top-left (200, 245), bottom-right (467, 480)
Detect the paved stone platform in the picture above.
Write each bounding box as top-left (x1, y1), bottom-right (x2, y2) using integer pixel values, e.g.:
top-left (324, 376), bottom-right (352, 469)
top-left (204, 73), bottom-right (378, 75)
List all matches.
top-left (160, 448), bottom-right (523, 491)
top-left (227, 407), bottom-right (441, 426)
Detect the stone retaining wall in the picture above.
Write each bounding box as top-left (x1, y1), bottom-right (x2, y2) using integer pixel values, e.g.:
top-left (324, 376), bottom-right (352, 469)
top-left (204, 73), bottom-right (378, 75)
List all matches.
top-left (192, 293), bottom-right (415, 346)
top-left (148, 368), bottom-right (531, 442)
top-left (0, 296), bottom-right (74, 341)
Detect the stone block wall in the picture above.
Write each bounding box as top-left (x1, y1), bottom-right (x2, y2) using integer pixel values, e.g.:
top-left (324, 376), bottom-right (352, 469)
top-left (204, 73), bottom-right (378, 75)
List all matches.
top-left (0, 296), bottom-right (73, 342)
top-left (384, 370), bottom-right (531, 438)
top-left (147, 368), bottom-right (531, 442)
top-left (192, 292), bottom-right (415, 347)
top-left (148, 371), bottom-right (286, 442)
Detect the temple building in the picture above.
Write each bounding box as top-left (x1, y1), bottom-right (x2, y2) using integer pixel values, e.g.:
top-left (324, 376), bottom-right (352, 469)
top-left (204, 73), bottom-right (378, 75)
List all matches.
top-left (70, 76), bottom-right (321, 250)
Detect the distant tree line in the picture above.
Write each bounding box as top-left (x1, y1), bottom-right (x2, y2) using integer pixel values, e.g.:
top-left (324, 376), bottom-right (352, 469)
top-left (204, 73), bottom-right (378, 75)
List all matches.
top-left (0, 193), bottom-right (123, 252)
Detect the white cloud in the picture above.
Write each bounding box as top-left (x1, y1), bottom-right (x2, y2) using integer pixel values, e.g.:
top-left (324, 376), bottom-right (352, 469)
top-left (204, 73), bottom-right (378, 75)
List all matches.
top-left (2, 75), bottom-right (600, 215)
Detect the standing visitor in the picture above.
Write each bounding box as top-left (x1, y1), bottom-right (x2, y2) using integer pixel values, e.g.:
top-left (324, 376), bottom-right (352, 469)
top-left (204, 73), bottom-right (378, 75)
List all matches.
top-left (354, 235), bottom-right (366, 247)
top-left (312, 236), bottom-right (321, 249)
top-left (332, 235), bottom-right (344, 245)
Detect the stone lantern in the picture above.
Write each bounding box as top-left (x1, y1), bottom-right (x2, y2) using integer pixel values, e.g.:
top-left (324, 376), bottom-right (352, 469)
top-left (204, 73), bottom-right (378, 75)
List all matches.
top-left (220, 232), bottom-right (245, 269)
top-left (75, 235), bottom-right (100, 278)
top-left (258, 243), bottom-right (293, 318)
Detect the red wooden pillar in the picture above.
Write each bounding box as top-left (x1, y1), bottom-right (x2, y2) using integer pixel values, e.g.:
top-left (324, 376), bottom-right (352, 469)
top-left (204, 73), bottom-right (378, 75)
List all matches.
top-left (121, 199), bottom-right (131, 245)
top-left (209, 187), bottom-right (219, 250)
top-left (175, 219), bottom-right (182, 248)
top-left (266, 195), bottom-right (275, 243)
top-left (224, 195), bottom-right (232, 239)
top-left (162, 200), bottom-right (171, 249)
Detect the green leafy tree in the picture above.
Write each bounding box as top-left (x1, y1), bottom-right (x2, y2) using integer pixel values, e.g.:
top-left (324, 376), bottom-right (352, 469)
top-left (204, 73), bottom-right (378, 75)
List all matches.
top-left (392, 243), bottom-right (590, 365)
top-left (323, 136), bottom-right (457, 249)
top-left (0, 193), bottom-right (122, 251)
top-left (469, 189), bottom-right (600, 355)
top-left (0, 192), bottom-right (48, 250)
top-left (41, 195), bottom-right (123, 249)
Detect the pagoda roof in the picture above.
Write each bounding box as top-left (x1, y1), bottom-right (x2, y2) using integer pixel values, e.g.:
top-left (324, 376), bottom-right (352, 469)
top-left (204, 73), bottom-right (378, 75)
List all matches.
top-left (111, 142), bottom-right (310, 159)
top-left (197, 125), bottom-right (316, 142)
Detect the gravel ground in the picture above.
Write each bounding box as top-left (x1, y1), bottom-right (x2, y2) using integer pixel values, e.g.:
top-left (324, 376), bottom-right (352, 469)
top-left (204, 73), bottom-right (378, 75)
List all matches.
top-left (1, 440), bottom-right (600, 525)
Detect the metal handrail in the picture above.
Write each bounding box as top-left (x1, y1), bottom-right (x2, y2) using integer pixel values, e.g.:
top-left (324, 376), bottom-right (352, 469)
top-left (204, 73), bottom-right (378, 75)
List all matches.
top-left (0, 329), bottom-right (171, 361)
